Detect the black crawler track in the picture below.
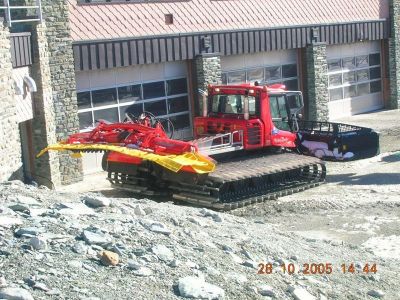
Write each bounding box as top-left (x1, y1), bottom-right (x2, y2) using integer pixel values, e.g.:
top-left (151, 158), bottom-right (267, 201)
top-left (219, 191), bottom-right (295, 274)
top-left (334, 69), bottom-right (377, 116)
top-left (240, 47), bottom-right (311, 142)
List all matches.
top-left (105, 152), bottom-right (326, 211)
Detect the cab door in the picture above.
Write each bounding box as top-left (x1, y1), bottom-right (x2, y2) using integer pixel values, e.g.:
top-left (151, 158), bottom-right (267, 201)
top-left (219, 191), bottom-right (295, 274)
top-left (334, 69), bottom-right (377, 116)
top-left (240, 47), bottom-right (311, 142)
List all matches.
top-left (269, 94), bottom-right (297, 148)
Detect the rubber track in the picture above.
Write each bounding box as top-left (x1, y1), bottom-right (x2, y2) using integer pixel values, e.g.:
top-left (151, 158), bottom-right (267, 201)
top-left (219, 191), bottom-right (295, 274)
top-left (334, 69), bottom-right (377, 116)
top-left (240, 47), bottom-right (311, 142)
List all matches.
top-left (106, 152), bottom-right (326, 211)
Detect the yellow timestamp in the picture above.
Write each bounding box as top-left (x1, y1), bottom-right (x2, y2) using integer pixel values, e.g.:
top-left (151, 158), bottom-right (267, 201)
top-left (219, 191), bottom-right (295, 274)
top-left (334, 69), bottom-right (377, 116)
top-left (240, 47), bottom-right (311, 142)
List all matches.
top-left (257, 262), bottom-right (378, 275)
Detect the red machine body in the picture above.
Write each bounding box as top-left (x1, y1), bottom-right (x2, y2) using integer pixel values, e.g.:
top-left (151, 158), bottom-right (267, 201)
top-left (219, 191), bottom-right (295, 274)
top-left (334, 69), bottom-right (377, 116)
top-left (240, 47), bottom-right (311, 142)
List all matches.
top-left (194, 83), bottom-right (297, 150)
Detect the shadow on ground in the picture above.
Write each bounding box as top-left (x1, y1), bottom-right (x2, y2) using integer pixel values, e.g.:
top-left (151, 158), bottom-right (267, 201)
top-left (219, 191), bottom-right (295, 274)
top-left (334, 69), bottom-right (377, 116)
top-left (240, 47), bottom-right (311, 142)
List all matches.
top-left (381, 152), bottom-right (400, 163)
top-left (327, 173), bottom-right (400, 185)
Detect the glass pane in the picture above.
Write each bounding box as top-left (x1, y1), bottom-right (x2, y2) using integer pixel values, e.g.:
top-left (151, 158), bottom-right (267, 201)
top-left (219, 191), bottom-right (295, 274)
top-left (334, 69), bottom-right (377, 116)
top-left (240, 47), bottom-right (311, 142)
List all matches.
top-left (269, 97), bottom-right (280, 119)
top-left (369, 53), bottom-right (380, 66)
top-left (328, 59), bottom-right (341, 71)
top-left (167, 78), bottom-right (187, 96)
top-left (329, 88), bottom-right (343, 101)
top-left (265, 66), bottom-right (281, 81)
top-left (357, 83), bottom-right (370, 96)
top-left (370, 81), bottom-right (382, 93)
top-left (144, 100), bottom-right (167, 116)
top-left (343, 71), bottom-right (356, 84)
top-left (78, 112), bottom-right (93, 130)
top-left (357, 70), bottom-right (369, 82)
top-left (142, 81), bottom-right (165, 99)
top-left (168, 96), bottom-right (189, 114)
top-left (329, 74), bottom-right (342, 87)
top-left (282, 64), bottom-right (297, 78)
top-left (77, 92), bottom-right (91, 109)
top-left (356, 55), bottom-right (369, 67)
top-left (93, 108), bottom-right (119, 123)
top-left (247, 68), bottom-right (264, 83)
top-left (283, 79), bottom-right (298, 90)
top-left (342, 57), bottom-right (355, 69)
top-left (118, 85), bottom-right (141, 103)
top-left (119, 103), bottom-right (143, 120)
top-left (92, 88), bottom-right (117, 107)
top-left (344, 85), bottom-right (357, 98)
top-left (222, 73), bottom-right (228, 84)
top-left (370, 67), bottom-right (381, 80)
top-left (227, 71), bottom-right (246, 84)
top-left (169, 114), bottom-right (191, 130)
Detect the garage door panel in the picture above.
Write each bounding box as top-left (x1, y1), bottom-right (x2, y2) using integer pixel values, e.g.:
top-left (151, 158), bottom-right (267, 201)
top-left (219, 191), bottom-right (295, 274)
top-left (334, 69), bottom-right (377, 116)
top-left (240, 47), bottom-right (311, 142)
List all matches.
top-left (327, 41), bottom-right (383, 120)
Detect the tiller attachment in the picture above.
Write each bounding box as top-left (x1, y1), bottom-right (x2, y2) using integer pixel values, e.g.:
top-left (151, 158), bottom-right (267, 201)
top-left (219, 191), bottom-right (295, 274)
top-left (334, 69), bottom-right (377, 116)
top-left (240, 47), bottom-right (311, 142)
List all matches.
top-left (37, 114), bottom-right (215, 174)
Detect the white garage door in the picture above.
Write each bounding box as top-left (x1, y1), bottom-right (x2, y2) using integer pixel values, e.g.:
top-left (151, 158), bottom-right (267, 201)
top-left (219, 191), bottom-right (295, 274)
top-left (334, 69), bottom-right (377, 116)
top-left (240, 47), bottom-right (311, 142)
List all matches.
top-left (75, 61), bottom-right (191, 174)
top-left (327, 41), bottom-right (383, 120)
top-left (221, 50), bottom-right (299, 90)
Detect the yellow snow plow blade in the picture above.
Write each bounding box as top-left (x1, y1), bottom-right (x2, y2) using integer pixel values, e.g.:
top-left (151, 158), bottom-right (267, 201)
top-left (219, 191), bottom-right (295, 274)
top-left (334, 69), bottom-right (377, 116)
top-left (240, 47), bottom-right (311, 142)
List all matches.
top-left (37, 143), bottom-right (215, 174)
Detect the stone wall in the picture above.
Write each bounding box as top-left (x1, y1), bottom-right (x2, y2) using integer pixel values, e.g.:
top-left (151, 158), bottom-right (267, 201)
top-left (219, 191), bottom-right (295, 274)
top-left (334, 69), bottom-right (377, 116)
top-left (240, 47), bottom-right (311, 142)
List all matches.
top-left (389, 0), bottom-right (400, 109)
top-left (194, 54), bottom-right (222, 115)
top-left (304, 43), bottom-right (329, 121)
top-left (34, 0), bottom-right (82, 185)
top-left (0, 24), bottom-right (23, 182)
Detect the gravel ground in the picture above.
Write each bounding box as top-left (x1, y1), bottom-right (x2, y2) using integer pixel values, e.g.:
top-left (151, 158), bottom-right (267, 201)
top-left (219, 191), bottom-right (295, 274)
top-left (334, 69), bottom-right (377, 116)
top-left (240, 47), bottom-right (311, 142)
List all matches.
top-left (0, 109), bottom-right (399, 300)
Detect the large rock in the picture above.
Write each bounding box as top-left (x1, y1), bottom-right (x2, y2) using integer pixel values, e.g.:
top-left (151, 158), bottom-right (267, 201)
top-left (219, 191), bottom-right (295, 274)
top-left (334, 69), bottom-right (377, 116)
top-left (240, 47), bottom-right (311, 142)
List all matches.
top-left (7, 195), bottom-right (40, 212)
top-left (140, 220), bottom-right (172, 235)
top-left (199, 209), bottom-right (223, 222)
top-left (367, 290), bottom-right (385, 298)
top-left (288, 286), bottom-right (316, 300)
top-left (258, 285), bottom-right (275, 297)
top-left (178, 276), bottom-right (224, 299)
top-left (151, 245), bottom-right (174, 262)
top-left (100, 250), bottom-right (119, 266)
top-left (133, 205), bottom-right (146, 216)
top-left (82, 194), bottom-right (110, 208)
top-left (0, 287), bottom-right (35, 300)
top-left (82, 230), bottom-right (112, 246)
top-left (58, 203), bottom-right (95, 216)
top-left (30, 236), bottom-right (47, 250)
top-left (15, 227), bottom-right (45, 237)
top-left (132, 267), bottom-right (153, 277)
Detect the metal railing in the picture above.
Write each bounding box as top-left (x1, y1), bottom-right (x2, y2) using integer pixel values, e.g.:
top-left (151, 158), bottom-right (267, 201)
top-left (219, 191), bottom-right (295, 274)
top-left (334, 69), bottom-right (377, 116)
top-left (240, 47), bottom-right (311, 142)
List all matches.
top-left (0, 0), bottom-right (42, 27)
top-left (194, 130), bottom-right (244, 155)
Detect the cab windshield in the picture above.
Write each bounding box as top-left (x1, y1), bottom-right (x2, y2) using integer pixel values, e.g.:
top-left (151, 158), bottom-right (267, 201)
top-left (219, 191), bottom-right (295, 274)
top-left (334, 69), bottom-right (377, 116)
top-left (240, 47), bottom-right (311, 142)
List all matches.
top-left (209, 94), bottom-right (258, 115)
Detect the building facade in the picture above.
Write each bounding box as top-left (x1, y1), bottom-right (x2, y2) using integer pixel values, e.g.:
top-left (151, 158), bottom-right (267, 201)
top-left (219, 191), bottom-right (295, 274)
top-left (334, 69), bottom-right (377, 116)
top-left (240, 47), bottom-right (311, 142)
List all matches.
top-left (0, 0), bottom-right (399, 183)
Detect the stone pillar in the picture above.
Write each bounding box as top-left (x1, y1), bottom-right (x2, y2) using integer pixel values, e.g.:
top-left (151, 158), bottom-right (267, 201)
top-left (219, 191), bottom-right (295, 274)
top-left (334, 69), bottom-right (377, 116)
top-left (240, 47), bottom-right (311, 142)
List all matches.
top-left (0, 24), bottom-right (23, 182)
top-left (194, 54), bottom-right (222, 115)
top-left (30, 23), bottom-right (62, 187)
top-left (304, 43), bottom-right (329, 121)
top-left (388, 0), bottom-right (400, 109)
top-left (30, 0), bottom-right (83, 186)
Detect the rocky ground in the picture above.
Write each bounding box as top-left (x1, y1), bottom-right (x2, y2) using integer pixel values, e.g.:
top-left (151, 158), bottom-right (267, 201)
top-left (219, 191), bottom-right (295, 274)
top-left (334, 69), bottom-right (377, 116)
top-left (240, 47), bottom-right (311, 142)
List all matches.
top-left (0, 109), bottom-right (399, 300)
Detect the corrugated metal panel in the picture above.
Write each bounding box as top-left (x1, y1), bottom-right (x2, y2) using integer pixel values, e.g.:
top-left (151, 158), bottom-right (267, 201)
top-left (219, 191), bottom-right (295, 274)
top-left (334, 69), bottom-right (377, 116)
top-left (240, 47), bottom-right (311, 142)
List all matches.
top-left (73, 20), bottom-right (389, 71)
top-left (10, 32), bottom-right (33, 68)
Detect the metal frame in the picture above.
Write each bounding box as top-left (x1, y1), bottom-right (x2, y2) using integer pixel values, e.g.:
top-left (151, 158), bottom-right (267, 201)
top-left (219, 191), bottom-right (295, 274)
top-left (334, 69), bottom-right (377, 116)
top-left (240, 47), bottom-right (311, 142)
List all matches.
top-left (0, 0), bottom-right (42, 27)
top-left (194, 130), bottom-right (244, 155)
